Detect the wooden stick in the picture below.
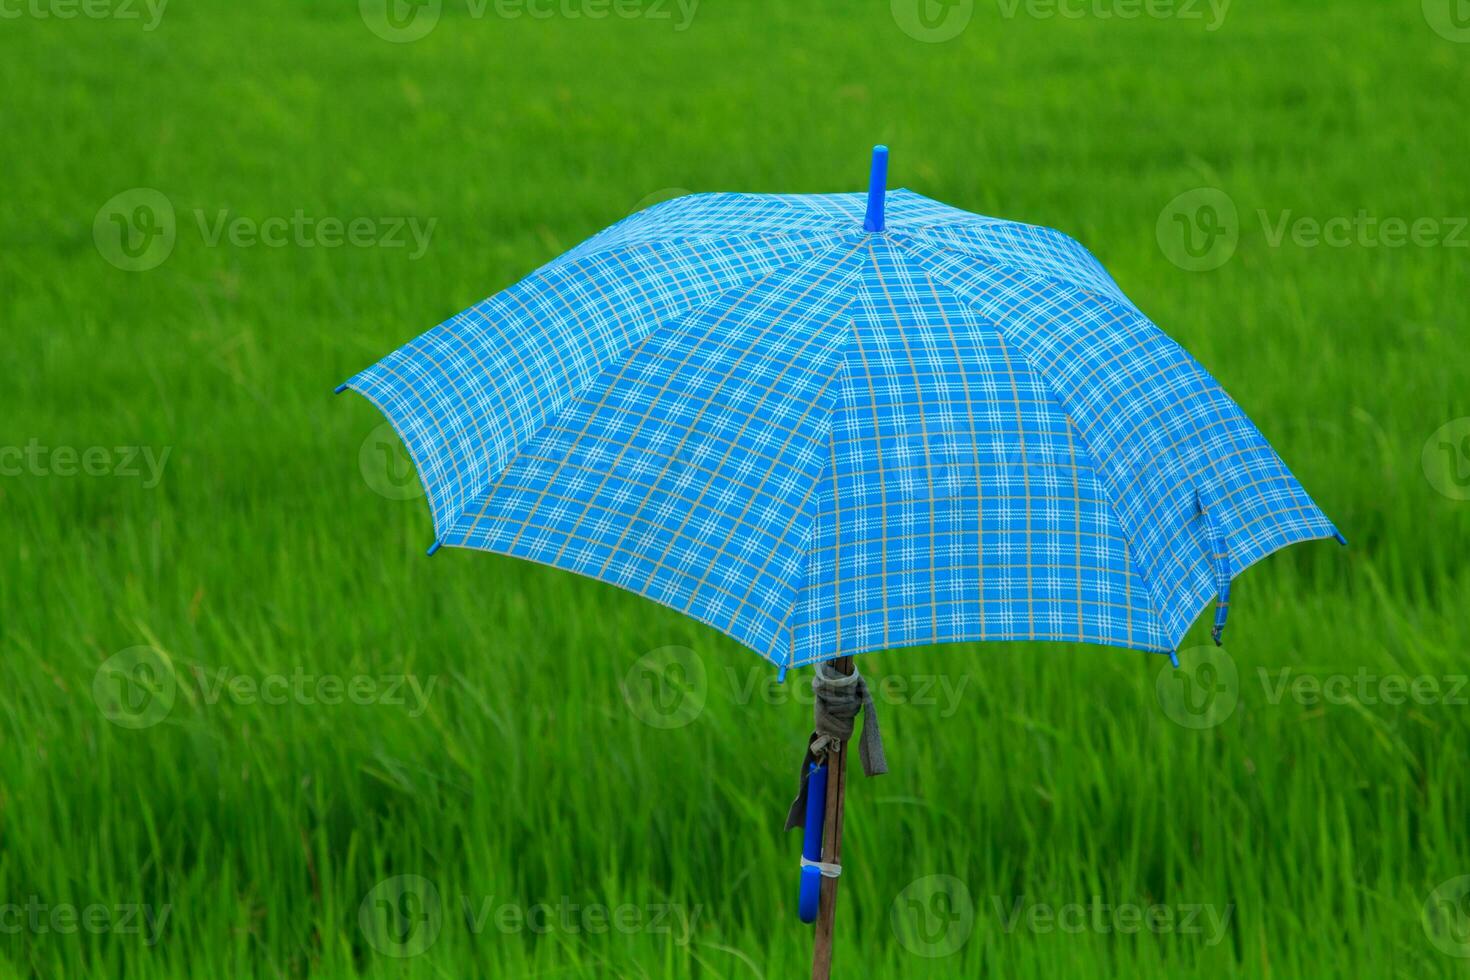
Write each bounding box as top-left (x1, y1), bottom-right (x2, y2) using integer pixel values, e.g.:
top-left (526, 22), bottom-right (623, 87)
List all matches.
top-left (811, 655), bottom-right (854, 980)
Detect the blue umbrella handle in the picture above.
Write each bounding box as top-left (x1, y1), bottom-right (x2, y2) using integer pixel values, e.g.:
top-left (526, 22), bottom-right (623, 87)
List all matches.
top-left (798, 762), bottom-right (828, 923)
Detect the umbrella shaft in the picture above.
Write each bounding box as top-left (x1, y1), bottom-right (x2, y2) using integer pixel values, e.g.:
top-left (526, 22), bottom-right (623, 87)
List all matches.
top-left (811, 655), bottom-right (854, 980)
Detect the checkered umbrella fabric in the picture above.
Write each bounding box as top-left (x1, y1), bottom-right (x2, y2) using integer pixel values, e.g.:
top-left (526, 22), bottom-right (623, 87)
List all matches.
top-left (338, 187), bottom-right (1342, 669)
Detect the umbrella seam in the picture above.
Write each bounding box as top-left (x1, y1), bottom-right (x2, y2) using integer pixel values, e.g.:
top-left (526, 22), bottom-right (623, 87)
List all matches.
top-left (905, 247), bottom-right (1335, 643)
top-left (559, 224), bottom-right (865, 266)
top-left (887, 234), bottom-right (1174, 648)
top-left (439, 233), bottom-right (866, 544)
top-left (563, 226), bottom-right (863, 258)
top-left (903, 232), bottom-right (1336, 646)
top-left (343, 233), bottom-right (855, 534)
top-left (770, 321), bottom-right (857, 669)
top-left (895, 228), bottom-right (1132, 314)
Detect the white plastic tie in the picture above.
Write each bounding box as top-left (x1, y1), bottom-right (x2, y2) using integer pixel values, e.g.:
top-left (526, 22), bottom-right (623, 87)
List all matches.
top-left (800, 856), bottom-right (842, 878)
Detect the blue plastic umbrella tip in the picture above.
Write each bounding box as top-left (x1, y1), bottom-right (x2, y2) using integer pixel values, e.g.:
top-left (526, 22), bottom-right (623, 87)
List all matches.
top-left (863, 145), bottom-right (888, 233)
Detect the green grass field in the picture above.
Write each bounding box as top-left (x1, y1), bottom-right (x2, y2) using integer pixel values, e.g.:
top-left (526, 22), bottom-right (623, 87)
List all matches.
top-left (3, 0), bottom-right (1469, 975)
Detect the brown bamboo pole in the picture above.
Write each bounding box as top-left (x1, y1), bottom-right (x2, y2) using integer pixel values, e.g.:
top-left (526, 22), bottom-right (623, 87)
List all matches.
top-left (810, 655), bottom-right (854, 980)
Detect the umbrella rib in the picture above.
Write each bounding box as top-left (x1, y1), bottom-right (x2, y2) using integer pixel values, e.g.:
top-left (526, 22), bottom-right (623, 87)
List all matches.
top-left (837, 241), bottom-right (895, 651)
top-left (863, 238), bottom-right (943, 646)
top-left (442, 234), bottom-right (857, 538)
top-left (593, 242), bottom-right (867, 648)
top-left (560, 224), bottom-right (863, 268)
top-left (895, 228), bottom-right (1129, 310)
top-left (499, 228), bottom-right (853, 408)
top-left (444, 237), bottom-right (867, 568)
top-left (895, 235), bottom-right (1337, 644)
top-left (716, 330), bottom-right (856, 666)
top-left (359, 232), bottom-right (846, 540)
top-left (925, 272), bottom-right (990, 644)
top-left (575, 239), bottom-right (864, 580)
top-left (441, 238), bottom-right (745, 523)
top-left (988, 305), bottom-right (1040, 643)
top-left (774, 409), bottom-right (847, 668)
top-left (888, 234), bottom-right (1173, 648)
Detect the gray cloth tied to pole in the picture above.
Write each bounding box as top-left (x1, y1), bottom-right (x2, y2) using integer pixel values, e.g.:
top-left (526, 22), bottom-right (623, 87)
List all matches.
top-left (784, 661), bottom-right (889, 831)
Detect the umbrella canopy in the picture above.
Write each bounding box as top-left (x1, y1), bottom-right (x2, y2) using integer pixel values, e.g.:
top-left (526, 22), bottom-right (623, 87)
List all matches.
top-left (337, 148), bottom-right (1342, 672)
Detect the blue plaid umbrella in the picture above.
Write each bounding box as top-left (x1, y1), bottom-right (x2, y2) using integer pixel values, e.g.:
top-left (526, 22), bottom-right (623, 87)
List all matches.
top-left (337, 146), bottom-right (1343, 965)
